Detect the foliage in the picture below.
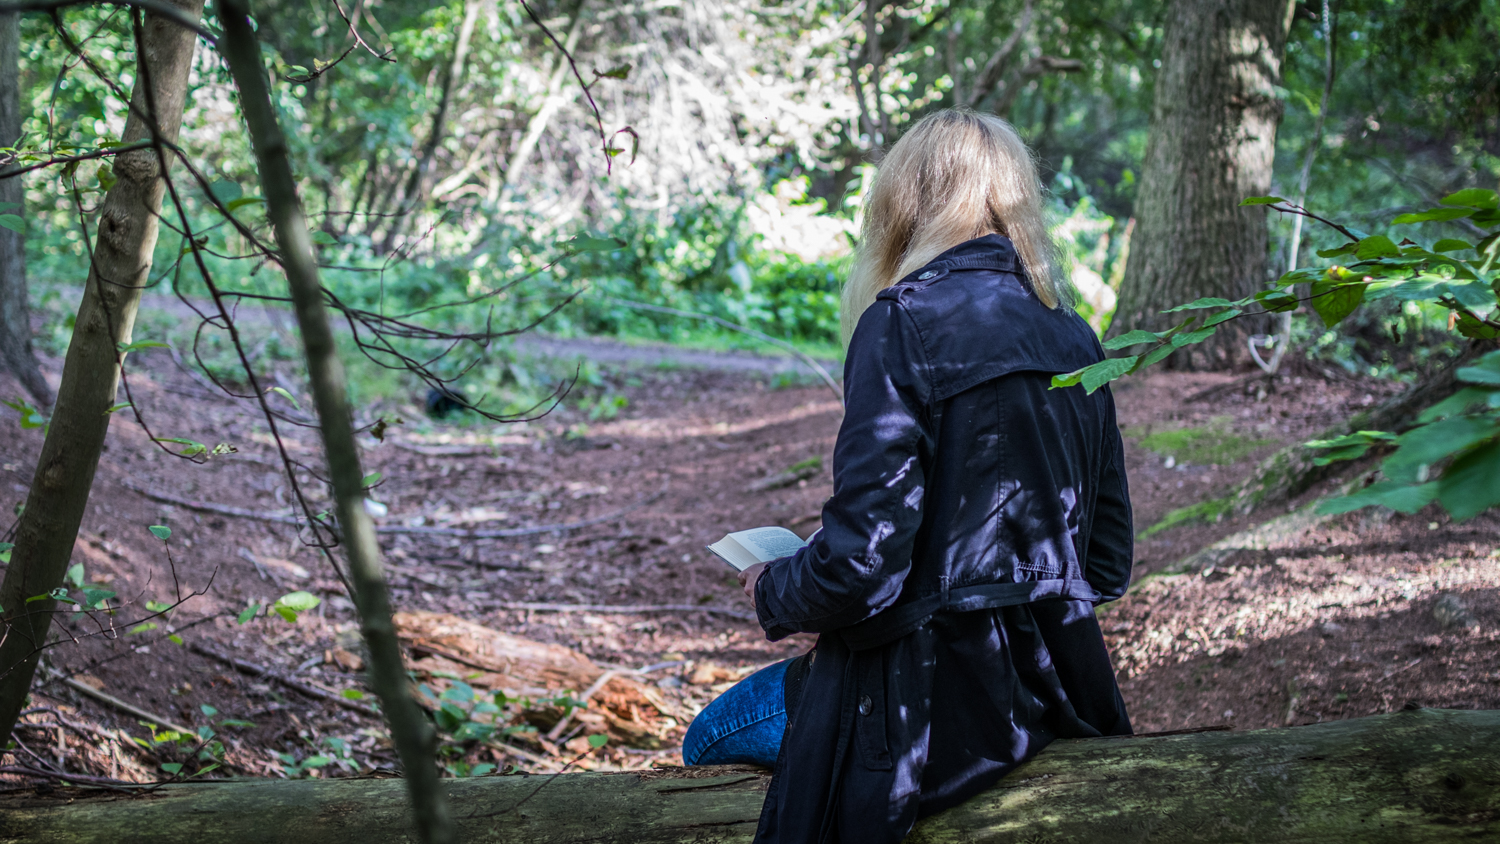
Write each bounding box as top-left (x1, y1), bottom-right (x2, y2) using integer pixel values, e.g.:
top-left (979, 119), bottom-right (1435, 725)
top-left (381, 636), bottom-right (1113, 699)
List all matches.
top-left (1125, 419), bottom-right (1276, 466)
top-left (1057, 191), bottom-right (1500, 520)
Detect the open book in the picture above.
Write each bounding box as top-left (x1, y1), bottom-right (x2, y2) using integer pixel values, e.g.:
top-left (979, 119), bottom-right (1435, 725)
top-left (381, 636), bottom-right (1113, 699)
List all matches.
top-left (707, 526), bottom-right (809, 572)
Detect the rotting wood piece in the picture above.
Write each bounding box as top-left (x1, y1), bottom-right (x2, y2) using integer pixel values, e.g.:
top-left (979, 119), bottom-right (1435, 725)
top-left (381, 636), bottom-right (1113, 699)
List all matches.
top-left (2, 708), bottom-right (1496, 843)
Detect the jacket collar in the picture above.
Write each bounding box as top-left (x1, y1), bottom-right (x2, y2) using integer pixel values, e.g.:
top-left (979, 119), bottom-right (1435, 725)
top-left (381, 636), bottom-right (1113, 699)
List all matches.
top-left (926, 233), bottom-right (1020, 273)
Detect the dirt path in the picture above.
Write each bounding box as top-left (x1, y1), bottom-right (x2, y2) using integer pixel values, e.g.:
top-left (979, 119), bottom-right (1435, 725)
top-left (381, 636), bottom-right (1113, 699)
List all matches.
top-left (1, 346), bottom-right (1496, 783)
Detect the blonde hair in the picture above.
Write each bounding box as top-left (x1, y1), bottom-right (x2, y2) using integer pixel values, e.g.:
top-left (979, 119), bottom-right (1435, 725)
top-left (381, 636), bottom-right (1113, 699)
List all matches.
top-left (841, 109), bottom-right (1067, 345)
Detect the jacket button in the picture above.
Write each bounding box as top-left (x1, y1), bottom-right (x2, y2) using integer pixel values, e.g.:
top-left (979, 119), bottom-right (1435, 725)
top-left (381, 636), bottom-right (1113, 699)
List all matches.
top-left (858, 695), bottom-right (872, 716)
top-left (917, 271), bottom-right (937, 280)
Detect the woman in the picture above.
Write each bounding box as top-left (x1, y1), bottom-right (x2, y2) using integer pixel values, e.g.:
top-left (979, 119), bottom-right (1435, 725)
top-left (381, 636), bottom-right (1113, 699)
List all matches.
top-left (683, 109), bottom-right (1134, 844)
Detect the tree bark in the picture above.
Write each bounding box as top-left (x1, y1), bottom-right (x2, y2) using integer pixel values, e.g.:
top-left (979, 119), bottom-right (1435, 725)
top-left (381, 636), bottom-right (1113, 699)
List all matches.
top-left (0, 708), bottom-right (1496, 842)
top-left (0, 10), bottom-right (50, 406)
top-left (214, 3), bottom-right (454, 843)
top-left (1107, 0), bottom-right (1296, 370)
top-left (0, 0), bottom-right (202, 742)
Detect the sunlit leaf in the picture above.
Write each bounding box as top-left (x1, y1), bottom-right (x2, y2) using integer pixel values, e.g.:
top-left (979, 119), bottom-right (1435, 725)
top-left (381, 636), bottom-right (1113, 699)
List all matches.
top-left (1439, 188), bottom-right (1498, 209)
top-left (1238, 196), bottom-right (1288, 206)
top-left (0, 214), bottom-right (23, 233)
top-left (148, 525), bottom-right (172, 540)
top-left (1392, 207), bottom-right (1474, 225)
top-left (1309, 279), bottom-right (1366, 327)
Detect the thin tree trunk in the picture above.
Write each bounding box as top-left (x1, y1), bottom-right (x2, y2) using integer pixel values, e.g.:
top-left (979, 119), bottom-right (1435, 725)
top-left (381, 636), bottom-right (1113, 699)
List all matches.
top-left (214, 3), bottom-right (454, 843)
top-left (376, 0), bottom-right (480, 254)
top-left (0, 0), bottom-right (203, 743)
top-left (0, 10), bottom-right (49, 406)
top-left (1107, 0), bottom-right (1296, 370)
top-left (1, 709), bottom-right (1496, 842)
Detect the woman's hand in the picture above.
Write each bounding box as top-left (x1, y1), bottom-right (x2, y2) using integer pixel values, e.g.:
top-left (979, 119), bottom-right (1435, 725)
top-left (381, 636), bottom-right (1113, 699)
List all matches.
top-left (738, 562), bottom-right (766, 609)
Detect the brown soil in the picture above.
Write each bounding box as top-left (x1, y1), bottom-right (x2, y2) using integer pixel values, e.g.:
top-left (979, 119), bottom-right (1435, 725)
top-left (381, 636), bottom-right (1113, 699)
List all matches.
top-left (2, 346), bottom-right (1496, 786)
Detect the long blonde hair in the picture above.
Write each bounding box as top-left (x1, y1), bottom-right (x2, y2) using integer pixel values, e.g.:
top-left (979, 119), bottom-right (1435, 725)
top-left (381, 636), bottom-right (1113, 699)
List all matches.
top-left (841, 109), bottom-right (1067, 345)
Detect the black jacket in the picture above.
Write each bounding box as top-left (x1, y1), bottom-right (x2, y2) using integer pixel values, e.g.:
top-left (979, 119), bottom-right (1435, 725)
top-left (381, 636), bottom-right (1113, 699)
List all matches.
top-left (752, 234), bottom-right (1134, 844)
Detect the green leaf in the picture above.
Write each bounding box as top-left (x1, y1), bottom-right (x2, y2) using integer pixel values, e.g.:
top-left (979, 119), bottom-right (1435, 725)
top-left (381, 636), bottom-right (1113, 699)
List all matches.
top-left (1439, 188), bottom-right (1498, 209)
top-left (362, 471), bottom-right (383, 489)
top-left (1162, 297), bottom-right (1237, 313)
top-left (0, 214), bottom-right (23, 234)
top-left (128, 622), bottom-right (159, 635)
top-left (1309, 279), bottom-right (1367, 327)
top-left (1101, 329), bottom-right (1162, 350)
top-left (1132, 344), bottom-right (1177, 371)
top-left (1203, 308), bottom-right (1242, 327)
top-left (1315, 242), bottom-right (1357, 259)
top-left (117, 340), bottom-right (170, 354)
top-left (225, 196), bottom-right (265, 211)
top-left (200, 704), bottom-right (218, 717)
top-left (267, 386), bottom-right (301, 409)
top-left (273, 591), bottom-right (321, 622)
top-left (219, 720), bottom-right (255, 728)
top-left (1170, 326), bottom-right (1217, 348)
top-left (311, 231), bottom-right (338, 245)
top-left (1418, 387), bottom-right (1495, 423)
top-left (470, 763), bottom-right (496, 777)
top-left (1354, 235), bottom-right (1401, 260)
top-left (1392, 207), bottom-right (1474, 225)
top-left (1437, 439), bottom-right (1500, 521)
top-left (587, 734), bottom-right (608, 748)
top-left (104, 402), bottom-right (133, 415)
top-left (340, 689), bottom-right (366, 700)
top-left (594, 63), bottom-right (632, 80)
top-left (160, 763), bottom-right (184, 775)
top-left (207, 179), bottom-right (242, 203)
top-left (558, 234), bottom-right (625, 253)
top-left (1432, 239), bottom-right (1476, 253)
top-left (1318, 481), bottom-right (1439, 516)
top-left (1456, 351), bottom-right (1500, 385)
top-left (168, 634), bottom-right (185, 645)
top-left (81, 588), bottom-right (115, 609)
top-left (154, 437), bottom-right (207, 457)
top-left (148, 525), bottom-right (172, 540)
top-left (274, 590), bottom-right (321, 611)
top-left (301, 756), bottom-right (332, 768)
top-left (66, 562), bottom-right (85, 588)
top-left (1254, 289), bottom-right (1299, 313)
top-left (1239, 196), bottom-right (1288, 206)
top-left (1382, 416), bottom-right (1496, 483)
top-left (236, 603), bottom-right (260, 624)
top-left (1081, 356), bottom-right (1138, 394)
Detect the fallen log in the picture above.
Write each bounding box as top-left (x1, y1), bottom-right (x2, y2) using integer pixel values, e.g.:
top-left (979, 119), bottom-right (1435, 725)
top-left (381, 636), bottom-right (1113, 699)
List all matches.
top-left (2, 708), bottom-right (1496, 842)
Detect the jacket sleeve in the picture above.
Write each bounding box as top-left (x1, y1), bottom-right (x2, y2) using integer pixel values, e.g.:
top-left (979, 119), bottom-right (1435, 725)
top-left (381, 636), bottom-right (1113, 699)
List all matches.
top-left (1084, 389), bottom-right (1133, 602)
top-left (754, 298), bottom-right (933, 640)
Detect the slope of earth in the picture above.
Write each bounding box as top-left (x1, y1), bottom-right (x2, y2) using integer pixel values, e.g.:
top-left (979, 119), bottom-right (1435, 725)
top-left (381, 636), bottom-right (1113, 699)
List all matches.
top-left (1, 342), bottom-right (1496, 787)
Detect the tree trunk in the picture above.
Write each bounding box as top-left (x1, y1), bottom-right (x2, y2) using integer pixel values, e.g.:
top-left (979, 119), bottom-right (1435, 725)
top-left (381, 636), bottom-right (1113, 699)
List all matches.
top-left (0, 0), bottom-right (203, 742)
top-left (0, 708), bottom-right (1496, 842)
top-left (0, 10), bottom-right (50, 406)
top-left (215, 3), bottom-right (453, 843)
top-left (1107, 0), bottom-right (1296, 370)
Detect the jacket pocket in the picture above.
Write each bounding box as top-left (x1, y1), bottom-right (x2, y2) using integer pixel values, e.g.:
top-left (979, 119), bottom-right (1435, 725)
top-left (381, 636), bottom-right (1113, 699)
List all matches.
top-left (853, 650), bottom-right (892, 770)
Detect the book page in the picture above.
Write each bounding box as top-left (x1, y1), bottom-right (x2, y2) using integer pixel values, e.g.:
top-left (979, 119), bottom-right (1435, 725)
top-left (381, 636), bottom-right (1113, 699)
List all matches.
top-left (732, 526), bottom-right (808, 562)
top-left (706, 537), bottom-right (762, 572)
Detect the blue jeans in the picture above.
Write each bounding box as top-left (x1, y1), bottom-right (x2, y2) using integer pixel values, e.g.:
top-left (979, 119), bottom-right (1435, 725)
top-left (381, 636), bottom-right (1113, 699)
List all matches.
top-left (682, 658), bottom-right (792, 767)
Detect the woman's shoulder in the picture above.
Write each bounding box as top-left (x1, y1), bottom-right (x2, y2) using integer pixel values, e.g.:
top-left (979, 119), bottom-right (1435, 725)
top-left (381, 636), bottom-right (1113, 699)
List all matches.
top-left (875, 262), bottom-right (1104, 403)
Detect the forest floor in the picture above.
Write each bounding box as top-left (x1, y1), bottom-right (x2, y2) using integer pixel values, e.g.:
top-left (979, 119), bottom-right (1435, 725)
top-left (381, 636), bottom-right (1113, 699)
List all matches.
top-left (2, 335), bottom-right (1498, 787)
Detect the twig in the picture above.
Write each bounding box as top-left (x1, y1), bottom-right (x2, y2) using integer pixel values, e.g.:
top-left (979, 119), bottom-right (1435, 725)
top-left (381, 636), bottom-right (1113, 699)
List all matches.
top-left (0, 764), bottom-right (144, 792)
top-left (186, 642), bottom-right (379, 717)
top-left (46, 671), bottom-right (194, 735)
top-left (379, 493), bottom-right (663, 538)
top-left (123, 484), bottom-right (662, 538)
top-left (0, 139), bottom-right (153, 180)
top-left (492, 602), bottom-right (755, 622)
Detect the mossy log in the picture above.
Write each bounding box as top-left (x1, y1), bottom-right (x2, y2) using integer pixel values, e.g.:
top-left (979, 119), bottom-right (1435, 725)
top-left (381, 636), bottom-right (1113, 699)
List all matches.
top-left (2, 708), bottom-right (1496, 843)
